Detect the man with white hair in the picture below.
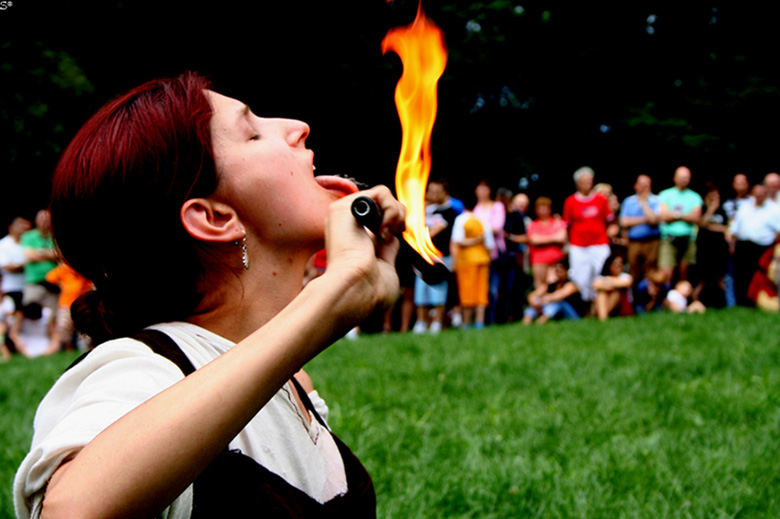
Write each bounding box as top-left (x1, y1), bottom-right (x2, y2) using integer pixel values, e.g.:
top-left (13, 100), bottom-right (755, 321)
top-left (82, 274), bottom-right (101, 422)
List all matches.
top-left (562, 166), bottom-right (613, 303)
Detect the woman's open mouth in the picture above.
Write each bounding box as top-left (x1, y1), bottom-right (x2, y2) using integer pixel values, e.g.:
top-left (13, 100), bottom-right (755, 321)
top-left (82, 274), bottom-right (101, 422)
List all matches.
top-left (314, 175), bottom-right (361, 198)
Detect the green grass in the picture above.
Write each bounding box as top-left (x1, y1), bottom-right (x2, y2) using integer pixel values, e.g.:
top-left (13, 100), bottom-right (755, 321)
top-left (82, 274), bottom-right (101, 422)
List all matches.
top-left (2, 308), bottom-right (778, 517)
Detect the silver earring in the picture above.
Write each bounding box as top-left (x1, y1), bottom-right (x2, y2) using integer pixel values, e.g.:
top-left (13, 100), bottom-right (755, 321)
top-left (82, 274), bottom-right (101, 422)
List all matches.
top-left (237, 233), bottom-right (249, 271)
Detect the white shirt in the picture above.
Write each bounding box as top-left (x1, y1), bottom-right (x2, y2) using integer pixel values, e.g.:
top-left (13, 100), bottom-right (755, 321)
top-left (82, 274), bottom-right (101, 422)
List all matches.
top-left (0, 294), bottom-right (15, 322)
top-left (0, 234), bottom-right (27, 292)
top-left (14, 322), bottom-right (347, 518)
top-left (451, 211), bottom-right (495, 250)
top-left (729, 201), bottom-right (780, 246)
top-left (666, 289), bottom-right (689, 312)
top-left (12, 307), bottom-right (53, 358)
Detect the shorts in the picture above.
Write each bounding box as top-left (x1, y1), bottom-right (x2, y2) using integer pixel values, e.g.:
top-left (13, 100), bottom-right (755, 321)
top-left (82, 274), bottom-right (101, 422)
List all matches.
top-left (659, 236), bottom-right (696, 269)
top-left (414, 276), bottom-right (448, 307)
top-left (456, 262), bottom-right (489, 307)
top-left (23, 283), bottom-right (59, 314)
top-left (523, 300), bottom-right (580, 320)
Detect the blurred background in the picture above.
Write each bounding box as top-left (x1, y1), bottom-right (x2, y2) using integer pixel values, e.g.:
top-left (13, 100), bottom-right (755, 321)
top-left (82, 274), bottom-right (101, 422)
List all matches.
top-left (2, 0), bottom-right (779, 224)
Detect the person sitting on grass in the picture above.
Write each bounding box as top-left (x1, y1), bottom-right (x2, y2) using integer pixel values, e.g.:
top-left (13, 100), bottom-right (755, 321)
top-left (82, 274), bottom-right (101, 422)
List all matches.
top-left (522, 260), bottom-right (582, 325)
top-left (8, 302), bottom-right (56, 358)
top-left (664, 280), bottom-right (706, 313)
top-left (592, 253), bottom-right (634, 321)
top-left (0, 292), bottom-right (16, 362)
top-left (633, 269), bottom-right (669, 314)
top-left (747, 240), bottom-right (779, 312)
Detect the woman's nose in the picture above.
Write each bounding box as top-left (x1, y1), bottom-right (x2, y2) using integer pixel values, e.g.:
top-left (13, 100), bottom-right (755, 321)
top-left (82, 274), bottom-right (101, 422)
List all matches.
top-left (284, 119), bottom-right (310, 147)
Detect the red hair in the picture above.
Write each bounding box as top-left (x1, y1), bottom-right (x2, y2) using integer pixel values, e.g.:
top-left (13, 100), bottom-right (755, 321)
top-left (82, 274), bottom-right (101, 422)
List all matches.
top-left (51, 72), bottom-right (217, 343)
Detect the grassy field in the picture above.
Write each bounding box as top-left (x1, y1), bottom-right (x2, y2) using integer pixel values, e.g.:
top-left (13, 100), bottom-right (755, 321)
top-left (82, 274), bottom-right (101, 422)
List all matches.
top-left (1, 308), bottom-right (778, 517)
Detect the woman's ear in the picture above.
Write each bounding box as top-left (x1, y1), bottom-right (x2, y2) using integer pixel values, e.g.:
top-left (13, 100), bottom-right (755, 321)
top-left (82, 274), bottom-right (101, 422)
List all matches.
top-left (180, 198), bottom-right (244, 243)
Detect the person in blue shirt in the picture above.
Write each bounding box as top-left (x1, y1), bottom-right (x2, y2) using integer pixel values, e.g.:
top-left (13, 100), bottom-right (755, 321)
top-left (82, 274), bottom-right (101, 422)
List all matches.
top-left (619, 174), bottom-right (660, 289)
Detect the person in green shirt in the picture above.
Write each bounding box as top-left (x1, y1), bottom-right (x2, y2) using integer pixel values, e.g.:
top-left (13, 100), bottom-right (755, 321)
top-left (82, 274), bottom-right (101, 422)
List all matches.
top-left (21, 209), bottom-right (59, 315)
top-left (658, 166), bottom-right (703, 284)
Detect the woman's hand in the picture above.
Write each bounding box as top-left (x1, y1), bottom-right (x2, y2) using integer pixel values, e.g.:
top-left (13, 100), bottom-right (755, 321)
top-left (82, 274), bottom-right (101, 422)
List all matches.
top-left (317, 185), bottom-right (405, 330)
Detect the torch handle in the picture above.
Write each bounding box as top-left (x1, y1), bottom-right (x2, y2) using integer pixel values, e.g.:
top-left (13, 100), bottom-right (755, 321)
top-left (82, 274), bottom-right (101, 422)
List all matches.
top-left (351, 196), bottom-right (383, 236)
top-left (350, 196), bottom-right (451, 285)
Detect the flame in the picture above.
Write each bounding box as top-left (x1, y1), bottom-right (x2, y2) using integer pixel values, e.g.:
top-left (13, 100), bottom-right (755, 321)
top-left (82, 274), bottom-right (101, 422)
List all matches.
top-left (382, 2), bottom-right (447, 264)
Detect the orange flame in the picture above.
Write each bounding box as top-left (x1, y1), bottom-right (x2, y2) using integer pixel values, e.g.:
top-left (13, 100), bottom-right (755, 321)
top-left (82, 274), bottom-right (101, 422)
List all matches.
top-left (382, 3), bottom-right (447, 264)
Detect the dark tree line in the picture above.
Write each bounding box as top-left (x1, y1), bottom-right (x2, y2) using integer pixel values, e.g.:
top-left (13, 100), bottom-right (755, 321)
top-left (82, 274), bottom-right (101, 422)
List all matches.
top-left (1, 1), bottom-right (779, 225)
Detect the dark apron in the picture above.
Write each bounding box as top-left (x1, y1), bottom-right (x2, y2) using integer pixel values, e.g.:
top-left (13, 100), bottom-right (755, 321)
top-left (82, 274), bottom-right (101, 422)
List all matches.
top-left (68, 329), bottom-right (376, 518)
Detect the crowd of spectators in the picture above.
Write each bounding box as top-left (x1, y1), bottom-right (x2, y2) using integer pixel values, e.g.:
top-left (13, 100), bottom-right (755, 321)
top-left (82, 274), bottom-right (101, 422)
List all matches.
top-left (0, 209), bottom-right (92, 360)
top-left (2, 167), bottom-right (778, 356)
top-left (385, 166), bottom-right (780, 334)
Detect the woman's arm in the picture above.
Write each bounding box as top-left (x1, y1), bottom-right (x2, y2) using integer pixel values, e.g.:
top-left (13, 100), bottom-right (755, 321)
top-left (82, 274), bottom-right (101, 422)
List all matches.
top-left (593, 274), bottom-right (632, 291)
top-left (529, 227), bottom-right (567, 245)
top-left (543, 281), bottom-right (579, 303)
top-left (41, 188), bottom-right (404, 519)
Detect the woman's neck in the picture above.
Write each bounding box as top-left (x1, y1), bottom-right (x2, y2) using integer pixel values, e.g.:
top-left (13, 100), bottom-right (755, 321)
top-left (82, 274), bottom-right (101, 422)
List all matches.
top-left (187, 247), bottom-right (311, 343)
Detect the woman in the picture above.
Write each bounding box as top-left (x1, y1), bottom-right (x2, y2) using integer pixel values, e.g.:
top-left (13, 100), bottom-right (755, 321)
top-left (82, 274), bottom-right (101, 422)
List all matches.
top-left (562, 167), bottom-right (613, 303)
top-left (694, 183), bottom-right (729, 307)
top-left (472, 179), bottom-right (506, 324)
top-left (14, 73), bottom-right (404, 518)
top-left (526, 197), bottom-right (567, 288)
top-left (591, 253), bottom-right (633, 321)
top-left (522, 259), bottom-right (582, 325)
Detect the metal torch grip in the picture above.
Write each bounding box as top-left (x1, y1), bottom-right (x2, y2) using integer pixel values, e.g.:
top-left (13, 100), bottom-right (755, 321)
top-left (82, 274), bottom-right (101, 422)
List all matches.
top-left (350, 196), bottom-right (383, 236)
top-left (349, 195), bottom-right (451, 285)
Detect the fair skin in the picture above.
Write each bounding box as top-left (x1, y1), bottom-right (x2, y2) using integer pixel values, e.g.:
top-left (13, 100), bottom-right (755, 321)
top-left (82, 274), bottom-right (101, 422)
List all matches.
top-left (450, 210), bottom-right (488, 327)
top-left (23, 210), bottom-right (58, 264)
top-left (416, 181), bottom-right (448, 326)
top-left (474, 182), bottom-right (504, 240)
top-left (726, 185), bottom-right (770, 249)
top-left (659, 166), bottom-right (701, 224)
top-left (764, 172), bottom-right (779, 201)
top-left (732, 173), bottom-right (749, 199)
top-left (575, 173), bottom-right (594, 196)
top-left (692, 189), bottom-right (728, 302)
top-left (505, 194), bottom-right (529, 248)
top-left (529, 203), bottom-right (567, 288)
top-left (592, 256), bottom-right (633, 321)
top-left (620, 175), bottom-right (659, 229)
top-left (522, 263), bottom-right (578, 325)
top-left (41, 91), bottom-right (405, 519)
top-left (659, 166), bottom-right (701, 283)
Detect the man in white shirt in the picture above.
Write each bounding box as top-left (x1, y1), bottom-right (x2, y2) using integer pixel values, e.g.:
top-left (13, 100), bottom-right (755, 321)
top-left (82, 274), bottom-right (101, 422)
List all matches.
top-left (0, 217), bottom-right (32, 310)
top-left (728, 184), bottom-right (780, 305)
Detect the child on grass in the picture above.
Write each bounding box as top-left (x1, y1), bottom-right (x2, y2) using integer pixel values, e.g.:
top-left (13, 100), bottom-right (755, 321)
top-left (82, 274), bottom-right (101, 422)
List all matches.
top-left (664, 280), bottom-right (706, 313)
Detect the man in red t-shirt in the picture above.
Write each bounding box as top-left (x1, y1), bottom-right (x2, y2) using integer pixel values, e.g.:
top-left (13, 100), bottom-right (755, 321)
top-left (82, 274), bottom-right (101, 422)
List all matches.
top-left (563, 166), bottom-right (613, 302)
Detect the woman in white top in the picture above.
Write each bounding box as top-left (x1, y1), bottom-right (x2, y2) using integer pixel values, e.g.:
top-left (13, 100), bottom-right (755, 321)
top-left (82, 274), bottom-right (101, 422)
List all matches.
top-left (14, 72), bottom-right (403, 518)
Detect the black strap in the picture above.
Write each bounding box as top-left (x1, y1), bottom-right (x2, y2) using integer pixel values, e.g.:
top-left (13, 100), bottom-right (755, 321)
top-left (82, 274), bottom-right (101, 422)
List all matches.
top-left (65, 329), bottom-right (197, 376)
top-left (63, 328), bottom-right (376, 517)
top-left (131, 329), bottom-right (197, 375)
